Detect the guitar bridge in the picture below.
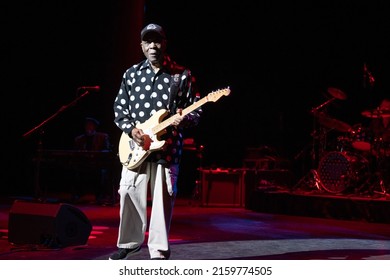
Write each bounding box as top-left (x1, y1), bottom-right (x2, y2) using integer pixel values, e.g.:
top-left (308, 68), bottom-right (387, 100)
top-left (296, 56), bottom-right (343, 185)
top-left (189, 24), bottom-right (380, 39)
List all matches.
top-left (120, 140), bottom-right (134, 166)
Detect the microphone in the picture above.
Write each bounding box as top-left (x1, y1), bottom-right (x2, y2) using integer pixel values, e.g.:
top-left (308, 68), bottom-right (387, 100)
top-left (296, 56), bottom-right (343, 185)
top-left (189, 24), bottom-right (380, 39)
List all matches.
top-left (78, 86), bottom-right (100, 92)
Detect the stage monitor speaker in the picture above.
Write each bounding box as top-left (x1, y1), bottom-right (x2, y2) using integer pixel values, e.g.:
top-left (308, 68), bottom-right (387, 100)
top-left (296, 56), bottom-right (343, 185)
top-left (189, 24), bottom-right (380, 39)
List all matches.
top-left (8, 200), bottom-right (92, 248)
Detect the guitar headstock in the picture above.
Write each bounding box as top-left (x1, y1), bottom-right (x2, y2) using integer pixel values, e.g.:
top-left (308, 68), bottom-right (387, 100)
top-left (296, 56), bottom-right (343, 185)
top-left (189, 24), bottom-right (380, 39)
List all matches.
top-left (207, 87), bottom-right (231, 102)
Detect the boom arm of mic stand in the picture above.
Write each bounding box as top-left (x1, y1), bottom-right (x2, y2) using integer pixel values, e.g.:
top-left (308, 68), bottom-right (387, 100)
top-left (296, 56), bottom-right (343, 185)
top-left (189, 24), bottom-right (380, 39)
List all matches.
top-left (22, 90), bottom-right (93, 201)
top-left (22, 90), bottom-right (92, 139)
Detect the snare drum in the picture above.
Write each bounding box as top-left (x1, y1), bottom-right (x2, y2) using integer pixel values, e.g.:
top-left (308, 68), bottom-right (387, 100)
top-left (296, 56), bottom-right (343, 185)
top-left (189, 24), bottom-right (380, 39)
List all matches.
top-left (349, 124), bottom-right (373, 152)
top-left (336, 135), bottom-right (352, 152)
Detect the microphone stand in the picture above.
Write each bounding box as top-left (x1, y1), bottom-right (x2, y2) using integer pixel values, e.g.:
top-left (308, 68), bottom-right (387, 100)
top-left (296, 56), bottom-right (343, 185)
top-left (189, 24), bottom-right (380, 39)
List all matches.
top-left (22, 90), bottom-right (93, 201)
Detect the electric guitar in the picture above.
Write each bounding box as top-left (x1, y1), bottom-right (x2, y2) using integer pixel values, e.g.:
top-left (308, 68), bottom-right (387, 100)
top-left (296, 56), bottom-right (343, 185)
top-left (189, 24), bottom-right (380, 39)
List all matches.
top-left (118, 87), bottom-right (231, 170)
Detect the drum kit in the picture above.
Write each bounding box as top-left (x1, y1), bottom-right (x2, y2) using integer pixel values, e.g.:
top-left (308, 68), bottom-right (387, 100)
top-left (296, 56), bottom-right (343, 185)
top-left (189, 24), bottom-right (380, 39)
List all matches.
top-left (307, 88), bottom-right (390, 195)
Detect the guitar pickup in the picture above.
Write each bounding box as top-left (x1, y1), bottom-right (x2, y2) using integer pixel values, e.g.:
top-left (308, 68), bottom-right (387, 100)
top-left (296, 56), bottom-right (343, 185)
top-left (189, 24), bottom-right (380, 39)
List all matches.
top-left (129, 139), bottom-right (135, 150)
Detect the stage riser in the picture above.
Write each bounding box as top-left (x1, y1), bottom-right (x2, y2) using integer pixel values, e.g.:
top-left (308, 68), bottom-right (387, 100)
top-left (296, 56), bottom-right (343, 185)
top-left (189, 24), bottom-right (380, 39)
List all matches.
top-left (246, 191), bottom-right (390, 224)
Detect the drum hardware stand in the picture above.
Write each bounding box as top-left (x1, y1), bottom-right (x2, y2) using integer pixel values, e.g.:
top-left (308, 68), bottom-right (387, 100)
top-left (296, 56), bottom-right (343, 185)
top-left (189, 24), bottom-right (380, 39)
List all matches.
top-left (309, 118), bottom-right (326, 170)
top-left (355, 153), bottom-right (389, 197)
top-left (360, 172), bottom-right (389, 197)
top-left (294, 88), bottom-right (348, 194)
top-left (310, 95), bottom-right (340, 168)
top-left (371, 136), bottom-right (390, 197)
top-left (374, 179), bottom-right (388, 196)
top-left (372, 142), bottom-right (386, 196)
top-left (190, 144), bottom-right (204, 206)
top-left (371, 160), bottom-right (389, 197)
top-left (293, 124), bottom-right (326, 191)
top-left (293, 169), bottom-right (324, 193)
top-left (353, 170), bottom-right (375, 195)
top-left (310, 169), bottom-right (323, 191)
top-left (293, 107), bottom-right (332, 192)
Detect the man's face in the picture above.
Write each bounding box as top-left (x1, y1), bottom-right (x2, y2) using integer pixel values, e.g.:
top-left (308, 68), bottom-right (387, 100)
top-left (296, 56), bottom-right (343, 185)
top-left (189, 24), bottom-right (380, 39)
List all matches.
top-left (141, 33), bottom-right (166, 64)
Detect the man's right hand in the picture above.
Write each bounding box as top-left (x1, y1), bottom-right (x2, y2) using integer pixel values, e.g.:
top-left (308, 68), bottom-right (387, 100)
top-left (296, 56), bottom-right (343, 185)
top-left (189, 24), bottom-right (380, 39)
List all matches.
top-left (131, 128), bottom-right (146, 147)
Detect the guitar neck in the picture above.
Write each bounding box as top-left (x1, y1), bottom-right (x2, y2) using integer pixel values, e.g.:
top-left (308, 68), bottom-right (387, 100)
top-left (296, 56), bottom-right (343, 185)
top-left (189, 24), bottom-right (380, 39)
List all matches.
top-left (152, 96), bottom-right (208, 134)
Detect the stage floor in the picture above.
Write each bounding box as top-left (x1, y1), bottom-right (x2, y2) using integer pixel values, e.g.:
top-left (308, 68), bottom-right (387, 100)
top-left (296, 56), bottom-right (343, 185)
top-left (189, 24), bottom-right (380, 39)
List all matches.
top-left (1, 191), bottom-right (390, 260)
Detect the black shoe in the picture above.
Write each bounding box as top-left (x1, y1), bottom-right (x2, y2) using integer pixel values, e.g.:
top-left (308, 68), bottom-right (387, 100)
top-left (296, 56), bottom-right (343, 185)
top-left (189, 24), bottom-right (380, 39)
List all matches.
top-left (159, 249), bottom-right (171, 259)
top-left (109, 246), bottom-right (141, 260)
top-left (150, 249), bottom-right (170, 260)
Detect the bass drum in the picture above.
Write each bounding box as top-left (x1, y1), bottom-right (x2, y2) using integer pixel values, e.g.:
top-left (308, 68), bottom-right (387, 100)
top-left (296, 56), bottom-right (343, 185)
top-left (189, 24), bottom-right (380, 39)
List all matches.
top-left (317, 151), bottom-right (369, 194)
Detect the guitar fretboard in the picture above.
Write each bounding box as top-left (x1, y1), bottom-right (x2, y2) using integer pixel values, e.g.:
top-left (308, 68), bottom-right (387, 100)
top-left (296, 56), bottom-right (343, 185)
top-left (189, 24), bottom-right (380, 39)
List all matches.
top-left (151, 88), bottom-right (230, 134)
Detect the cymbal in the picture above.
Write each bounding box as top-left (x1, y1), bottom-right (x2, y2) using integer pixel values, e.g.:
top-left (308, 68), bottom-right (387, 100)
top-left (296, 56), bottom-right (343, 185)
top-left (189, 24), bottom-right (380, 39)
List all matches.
top-left (361, 109), bottom-right (390, 118)
top-left (318, 114), bottom-right (351, 132)
top-left (327, 87), bottom-right (347, 100)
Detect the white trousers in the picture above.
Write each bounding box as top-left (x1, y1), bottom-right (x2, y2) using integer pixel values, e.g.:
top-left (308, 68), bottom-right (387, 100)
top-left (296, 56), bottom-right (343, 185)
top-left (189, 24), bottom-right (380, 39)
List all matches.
top-left (116, 162), bottom-right (178, 259)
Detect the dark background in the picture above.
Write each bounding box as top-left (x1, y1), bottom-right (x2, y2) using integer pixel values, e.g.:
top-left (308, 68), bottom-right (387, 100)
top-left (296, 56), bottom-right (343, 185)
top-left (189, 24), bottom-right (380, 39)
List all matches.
top-left (3, 1), bottom-right (390, 196)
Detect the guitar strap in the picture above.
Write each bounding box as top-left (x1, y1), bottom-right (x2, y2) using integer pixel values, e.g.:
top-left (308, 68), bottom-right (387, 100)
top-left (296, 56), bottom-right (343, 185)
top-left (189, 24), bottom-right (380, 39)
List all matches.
top-left (168, 73), bottom-right (181, 114)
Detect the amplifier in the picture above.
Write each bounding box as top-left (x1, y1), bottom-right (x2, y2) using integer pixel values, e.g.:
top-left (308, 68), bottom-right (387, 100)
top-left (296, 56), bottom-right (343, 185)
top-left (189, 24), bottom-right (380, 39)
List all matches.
top-left (200, 169), bottom-right (245, 207)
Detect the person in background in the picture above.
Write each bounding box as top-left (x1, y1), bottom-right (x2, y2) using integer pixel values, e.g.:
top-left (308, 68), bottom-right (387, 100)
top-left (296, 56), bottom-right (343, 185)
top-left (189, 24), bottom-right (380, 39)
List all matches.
top-left (109, 23), bottom-right (202, 260)
top-left (73, 117), bottom-right (112, 204)
top-left (74, 117), bottom-right (111, 152)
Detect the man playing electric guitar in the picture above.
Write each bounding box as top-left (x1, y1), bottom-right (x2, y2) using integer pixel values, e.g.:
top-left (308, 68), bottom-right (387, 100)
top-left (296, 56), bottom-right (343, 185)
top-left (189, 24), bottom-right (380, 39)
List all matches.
top-left (110, 23), bottom-right (202, 260)
top-left (118, 88), bottom-right (230, 170)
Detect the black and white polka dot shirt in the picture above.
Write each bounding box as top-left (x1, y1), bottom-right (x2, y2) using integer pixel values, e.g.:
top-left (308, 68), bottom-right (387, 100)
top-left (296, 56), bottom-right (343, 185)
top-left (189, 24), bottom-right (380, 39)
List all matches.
top-left (114, 56), bottom-right (202, 165)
